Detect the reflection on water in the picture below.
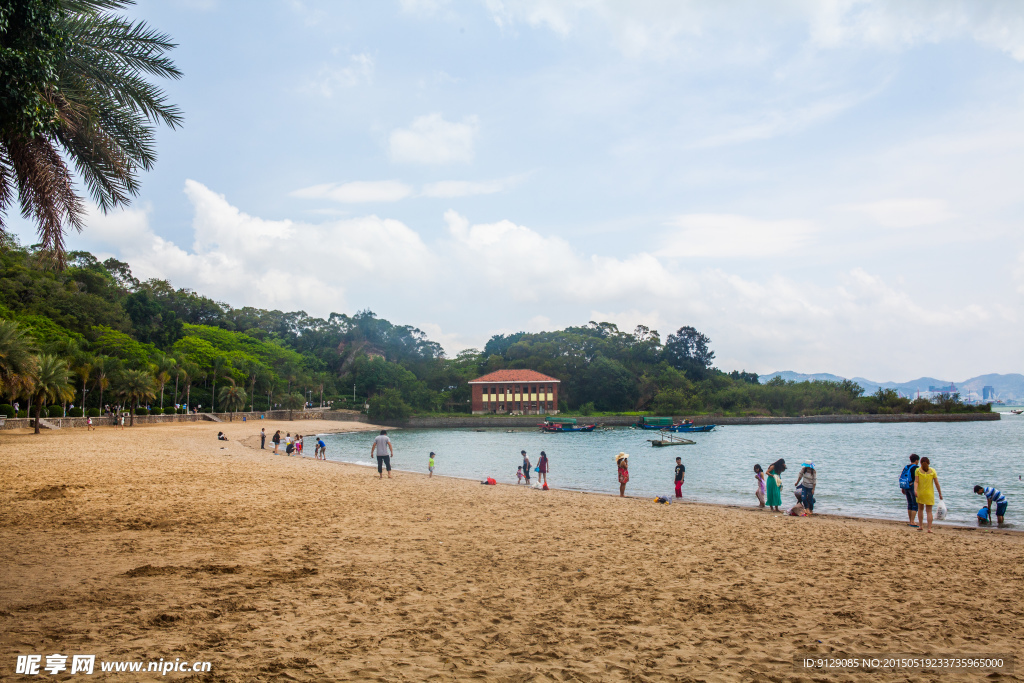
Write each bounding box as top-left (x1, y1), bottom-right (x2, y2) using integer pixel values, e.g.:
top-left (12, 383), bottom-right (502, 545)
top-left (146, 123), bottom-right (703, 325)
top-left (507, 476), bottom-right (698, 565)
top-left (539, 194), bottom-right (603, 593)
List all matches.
top-left (321, 416), bottom-right (1024, 527)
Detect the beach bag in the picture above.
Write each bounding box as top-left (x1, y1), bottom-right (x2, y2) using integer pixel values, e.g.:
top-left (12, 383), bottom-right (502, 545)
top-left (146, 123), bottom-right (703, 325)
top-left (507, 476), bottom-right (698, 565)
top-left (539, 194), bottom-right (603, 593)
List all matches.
top-left (935, 499), bottom-right (947, 521)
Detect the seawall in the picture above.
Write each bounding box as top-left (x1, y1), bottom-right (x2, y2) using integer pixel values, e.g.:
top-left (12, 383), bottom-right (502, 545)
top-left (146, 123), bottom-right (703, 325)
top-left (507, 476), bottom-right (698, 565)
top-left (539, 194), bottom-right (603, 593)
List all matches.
top-left (375, 412), bottom-right (1000, 429)
top-left (0, 409), bottom-right (368, 430)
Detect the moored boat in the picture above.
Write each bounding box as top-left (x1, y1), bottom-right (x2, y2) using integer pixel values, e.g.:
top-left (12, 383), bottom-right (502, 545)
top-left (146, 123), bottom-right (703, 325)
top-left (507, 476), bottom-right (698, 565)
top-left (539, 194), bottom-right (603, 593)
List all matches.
top-left (539, 417), bottom-right (596, 432)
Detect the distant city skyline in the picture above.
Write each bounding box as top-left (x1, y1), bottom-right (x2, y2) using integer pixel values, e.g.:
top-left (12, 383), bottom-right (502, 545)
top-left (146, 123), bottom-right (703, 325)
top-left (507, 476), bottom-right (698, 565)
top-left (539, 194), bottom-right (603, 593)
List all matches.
top-left (9, 1), bottom-right (1024, 379)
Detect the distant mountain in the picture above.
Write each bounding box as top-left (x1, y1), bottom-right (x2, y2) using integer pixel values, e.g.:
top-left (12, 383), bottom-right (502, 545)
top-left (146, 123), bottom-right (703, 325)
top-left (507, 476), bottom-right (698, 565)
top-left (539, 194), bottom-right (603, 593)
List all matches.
top-left (760, 371), bottom-right (1024, 401)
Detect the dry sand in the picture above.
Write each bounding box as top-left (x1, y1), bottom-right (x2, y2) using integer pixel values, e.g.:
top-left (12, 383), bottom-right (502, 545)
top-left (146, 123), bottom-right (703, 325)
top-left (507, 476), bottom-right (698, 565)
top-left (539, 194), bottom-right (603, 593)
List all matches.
top-left (1, 420), bottom-right (1022, 682)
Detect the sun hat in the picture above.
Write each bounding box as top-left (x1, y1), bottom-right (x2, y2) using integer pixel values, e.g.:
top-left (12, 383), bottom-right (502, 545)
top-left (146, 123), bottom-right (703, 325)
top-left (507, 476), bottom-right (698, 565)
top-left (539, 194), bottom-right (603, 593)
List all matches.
top-left (616, 452), bottom-right (629, 463)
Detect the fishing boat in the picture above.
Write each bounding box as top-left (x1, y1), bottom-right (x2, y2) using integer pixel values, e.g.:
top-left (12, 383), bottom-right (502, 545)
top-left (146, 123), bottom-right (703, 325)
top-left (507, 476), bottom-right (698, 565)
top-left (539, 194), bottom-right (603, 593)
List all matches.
top-left (668, 423), bottom-right (716, 433)
top-left (634, 416), bottom-right (716, 432)
top-left (647, 431), bottom-right (696, 447)
top-left (538, 417), bottom-right (596, 432)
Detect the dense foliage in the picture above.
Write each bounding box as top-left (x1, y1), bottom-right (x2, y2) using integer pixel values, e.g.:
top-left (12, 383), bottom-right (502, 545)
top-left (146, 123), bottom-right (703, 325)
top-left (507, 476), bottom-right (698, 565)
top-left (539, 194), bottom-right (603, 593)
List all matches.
top-left (0, 243), bottom-right (990, 419)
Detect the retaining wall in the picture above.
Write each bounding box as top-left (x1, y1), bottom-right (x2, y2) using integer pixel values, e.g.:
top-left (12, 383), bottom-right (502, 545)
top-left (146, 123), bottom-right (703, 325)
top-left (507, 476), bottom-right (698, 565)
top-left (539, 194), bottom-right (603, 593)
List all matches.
top-left (0, 408), bottom-right (368, 430)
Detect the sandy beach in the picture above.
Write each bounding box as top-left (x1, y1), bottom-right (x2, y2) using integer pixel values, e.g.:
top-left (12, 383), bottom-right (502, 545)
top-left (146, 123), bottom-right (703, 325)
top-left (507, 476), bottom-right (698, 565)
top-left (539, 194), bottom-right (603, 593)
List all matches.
top-left (1, 420), bottom-right (1022, 682)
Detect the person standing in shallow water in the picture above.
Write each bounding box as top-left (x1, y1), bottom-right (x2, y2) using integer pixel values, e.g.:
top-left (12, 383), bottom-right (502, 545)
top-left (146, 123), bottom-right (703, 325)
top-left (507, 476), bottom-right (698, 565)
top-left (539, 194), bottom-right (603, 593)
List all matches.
top-left (537, 451), bottom-right (549, 489)
top-left (754, 464), bottom-right (766, 508)
top-left (794, 462), bottom-right (817, 515)
top-left (371, 429), bottom-right (394, 479)
top-left (521, 450), bottom-right (531, 486)
top-left (616, 453), bottom-right (629, 497)
top-left (765, 463), bottom-right (782, 512)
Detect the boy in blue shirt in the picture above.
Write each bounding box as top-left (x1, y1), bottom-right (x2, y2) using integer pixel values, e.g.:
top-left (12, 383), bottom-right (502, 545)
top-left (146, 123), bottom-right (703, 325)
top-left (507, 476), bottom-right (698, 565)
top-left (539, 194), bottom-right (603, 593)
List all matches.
top-left (974, 485), bottom-right (1007, 524)
top-left (899, 454), bottom-right (920, 527)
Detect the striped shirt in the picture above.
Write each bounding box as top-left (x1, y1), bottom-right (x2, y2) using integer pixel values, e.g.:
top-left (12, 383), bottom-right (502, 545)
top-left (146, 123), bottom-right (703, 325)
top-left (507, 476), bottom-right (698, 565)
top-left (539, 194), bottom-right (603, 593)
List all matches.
top-left (984, 487), bottom-right (1007, 504)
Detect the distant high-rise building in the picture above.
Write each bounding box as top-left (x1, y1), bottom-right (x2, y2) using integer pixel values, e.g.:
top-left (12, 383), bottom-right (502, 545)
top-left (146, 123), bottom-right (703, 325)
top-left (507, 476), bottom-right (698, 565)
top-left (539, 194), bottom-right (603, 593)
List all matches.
top-left (982, 385), bottom-right (996, 401)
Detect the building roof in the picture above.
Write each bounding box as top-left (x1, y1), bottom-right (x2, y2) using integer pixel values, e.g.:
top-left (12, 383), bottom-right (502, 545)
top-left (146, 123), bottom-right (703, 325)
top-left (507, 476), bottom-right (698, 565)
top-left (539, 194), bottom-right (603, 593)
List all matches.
top-left (468, 370), bottom-right (560, 384)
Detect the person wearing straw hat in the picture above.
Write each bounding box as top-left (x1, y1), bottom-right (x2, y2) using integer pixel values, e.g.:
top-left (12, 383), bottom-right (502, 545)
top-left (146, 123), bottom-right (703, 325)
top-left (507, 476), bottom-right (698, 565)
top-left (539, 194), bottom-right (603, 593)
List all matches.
top-left (616, 453), bottom-right (630, 497)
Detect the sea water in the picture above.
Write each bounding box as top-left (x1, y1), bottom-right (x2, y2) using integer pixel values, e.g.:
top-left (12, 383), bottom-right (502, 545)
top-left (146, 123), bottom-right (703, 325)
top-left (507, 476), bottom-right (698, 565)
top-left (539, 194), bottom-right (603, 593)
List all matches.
top-left (319, 412), bottom-right (1024, 527)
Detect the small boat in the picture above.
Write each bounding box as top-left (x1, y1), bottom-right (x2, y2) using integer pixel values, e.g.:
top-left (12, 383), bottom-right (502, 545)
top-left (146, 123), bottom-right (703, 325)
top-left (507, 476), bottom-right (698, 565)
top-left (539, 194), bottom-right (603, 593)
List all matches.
top-left (667, 423), bottom-right (716, 433)
top-left (539, 417), bottom-right (596, 433)
top-left (648, 431), bottom-right (696, 447)
top-left (1010, 409), bottom-right (1023, 415)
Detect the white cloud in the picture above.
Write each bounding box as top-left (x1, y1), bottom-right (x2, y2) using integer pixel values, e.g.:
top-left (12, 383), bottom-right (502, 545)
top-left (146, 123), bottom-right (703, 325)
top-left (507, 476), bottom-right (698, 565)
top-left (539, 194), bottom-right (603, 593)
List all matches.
top-left (290, 180), bottom-right (413, 203)
top-left (840, 198), bottom-right (956, 228)
top-left (389, 113), bottom-right (479, 164)
top-left (74, 187), bottom-right (1023, 378)
top-left (311, 53), bottom-right (373, 96)
top-left (420, 178), bottom-right (510, 198)
top-left (662, 214), bottom-right (817, 258)
top-left (484, 1), bottom-right (1024, 61)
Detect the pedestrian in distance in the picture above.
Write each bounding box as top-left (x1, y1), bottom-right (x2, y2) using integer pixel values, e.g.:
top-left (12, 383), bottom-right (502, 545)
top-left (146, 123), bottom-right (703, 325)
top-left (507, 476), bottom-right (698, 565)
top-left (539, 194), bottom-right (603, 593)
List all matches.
top-left (428, 451), bottom-right (435, 477)
top-left (616, 452), bottom-right (629, 497)
top-left (538, 450), bottom-right (549, 490)
top-left (521, 450), bottom-right (531, 486)
top-left (974, 485), bottom-right (1008, 524)
top-left (674, 457), bottom-right (685, 498)
top-left (371, 430), bottom-right (393, 479)
top-left (754, 464), bottom-right (766, 508)
top-left (272, 430), bottom-right (281, 454)
top-left (899, 454), bottom-right (920, 527)
top-left (914, 456), bottom-right (943, 533)
top-left (794, 462), bottom-right (816, 515)
top-left (260, 428), bottom-right (266, 449)
top-left (765, 463), bottom-right (782, 512)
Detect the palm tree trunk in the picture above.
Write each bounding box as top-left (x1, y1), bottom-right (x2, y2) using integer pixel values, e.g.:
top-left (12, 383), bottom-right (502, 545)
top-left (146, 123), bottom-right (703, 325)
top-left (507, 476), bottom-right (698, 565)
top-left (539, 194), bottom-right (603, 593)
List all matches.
top-left (130, 398), bottom-right (136, 427)
top-left (211, 377), bottom-right (216, 413)
top-left (160, 382), bottom-right (164, 409)
top-left (34, 394), bottom-right (43, 434)
top-left (250, 378), bottom-right (255, 412)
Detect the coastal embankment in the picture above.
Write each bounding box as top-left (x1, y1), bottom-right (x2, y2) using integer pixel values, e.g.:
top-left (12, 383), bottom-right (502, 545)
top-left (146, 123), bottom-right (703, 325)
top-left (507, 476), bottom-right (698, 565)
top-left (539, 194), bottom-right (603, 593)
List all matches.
top-left (378, 412), bottom-right (1000, 428)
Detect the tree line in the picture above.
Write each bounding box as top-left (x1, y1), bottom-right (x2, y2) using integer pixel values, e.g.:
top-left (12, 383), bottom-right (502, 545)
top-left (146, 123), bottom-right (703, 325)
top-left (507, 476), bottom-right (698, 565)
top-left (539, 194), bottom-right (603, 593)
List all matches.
top-left (0, 243), bottom-right (988, 425)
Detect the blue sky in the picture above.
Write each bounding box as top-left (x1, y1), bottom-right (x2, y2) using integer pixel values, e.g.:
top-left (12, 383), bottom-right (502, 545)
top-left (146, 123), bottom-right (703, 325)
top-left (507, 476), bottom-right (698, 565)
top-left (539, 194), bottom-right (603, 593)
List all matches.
top-left (11, 0), bottom-right (1024, 380)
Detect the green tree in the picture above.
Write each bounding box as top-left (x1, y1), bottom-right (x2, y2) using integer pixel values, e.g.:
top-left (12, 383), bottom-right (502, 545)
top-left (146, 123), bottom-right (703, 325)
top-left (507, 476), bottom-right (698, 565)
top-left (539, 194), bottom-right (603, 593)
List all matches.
top-left (280, 391), bottom-right (304, 421)
top-left (217, 381), bottom-right (246, 418)
top-left (117, 368), bottom-right (154, 426)
top-left (0, 0), bottom-right (183, 263)
top-left (29, 353), bottom-right (73, 433)
top-left (153, 352), bottom-right (175, 409)
top-left (0, 319), bottom-right (37, 400)
top-left (208, 355), bottom-right (228, 413)
top-left (368, 388), bottom-right (411, 420)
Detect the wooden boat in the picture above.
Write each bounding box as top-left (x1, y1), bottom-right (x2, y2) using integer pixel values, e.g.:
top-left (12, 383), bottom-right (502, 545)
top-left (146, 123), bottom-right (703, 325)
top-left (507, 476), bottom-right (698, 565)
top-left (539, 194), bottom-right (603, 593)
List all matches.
top-left (648, 431), bottom-right (696, 447)
top-left (539, 417), bottom-right (596, 433)
top-left (635, 416), bottom-right (716, 432)
top-left (667, 423), bottom-right (716, 433)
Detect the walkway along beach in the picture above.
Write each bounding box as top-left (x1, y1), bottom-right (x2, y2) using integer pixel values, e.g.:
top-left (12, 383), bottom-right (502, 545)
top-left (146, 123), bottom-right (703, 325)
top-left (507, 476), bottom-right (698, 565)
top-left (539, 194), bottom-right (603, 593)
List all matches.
top-left (1, 420), bottom-right (1022, 681)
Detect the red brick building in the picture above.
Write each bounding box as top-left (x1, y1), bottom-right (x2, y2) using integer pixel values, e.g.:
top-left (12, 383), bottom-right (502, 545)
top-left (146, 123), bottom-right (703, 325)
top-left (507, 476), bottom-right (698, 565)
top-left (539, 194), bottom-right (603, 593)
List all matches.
top-left (469, 370), bottom-right (560, 415)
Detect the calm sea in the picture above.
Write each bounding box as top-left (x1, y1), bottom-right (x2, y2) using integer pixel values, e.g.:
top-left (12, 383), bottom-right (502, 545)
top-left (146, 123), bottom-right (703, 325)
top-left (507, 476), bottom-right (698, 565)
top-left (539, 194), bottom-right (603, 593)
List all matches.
top-left (318, 411), bottom-right (1024, 527)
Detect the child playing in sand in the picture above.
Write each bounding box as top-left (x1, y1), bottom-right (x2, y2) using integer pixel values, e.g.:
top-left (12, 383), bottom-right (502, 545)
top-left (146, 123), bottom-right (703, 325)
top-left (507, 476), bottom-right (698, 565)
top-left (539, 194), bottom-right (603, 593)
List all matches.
top-left (516, 466), bottom-right (524, 484)
top-left (428, 452), bottom-right (435, 477)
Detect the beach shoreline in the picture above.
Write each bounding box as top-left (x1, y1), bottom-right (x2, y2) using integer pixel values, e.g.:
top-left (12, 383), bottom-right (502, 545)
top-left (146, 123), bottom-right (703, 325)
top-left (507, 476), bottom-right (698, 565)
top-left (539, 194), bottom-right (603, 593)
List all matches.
top-left (2, 420), bottom-right (1022, 682)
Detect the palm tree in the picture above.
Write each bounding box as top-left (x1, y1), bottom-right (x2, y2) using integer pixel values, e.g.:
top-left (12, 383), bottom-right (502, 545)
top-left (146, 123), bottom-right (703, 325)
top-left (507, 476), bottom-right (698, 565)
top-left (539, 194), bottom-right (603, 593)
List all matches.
top-left (207, 356), bottom-right (230, 413)
top-left (117, 369), bottom-right (155, 426)
top-left (218, 382), bottom-right (247, 420)
top-left (92, 355), bottom-right (111, 413)
top-left (281, 392), bottom-right (304, 421)
top-left (0, 0), bottom-right (183, 264)
top-left (154, 354), bottom-right (175, 409)
top-left (0, 320), bottom-right (37, 400)
top-left (71, 352), bottom-right (95, 414)
top-left (30, 354), bottom-right (75, 434)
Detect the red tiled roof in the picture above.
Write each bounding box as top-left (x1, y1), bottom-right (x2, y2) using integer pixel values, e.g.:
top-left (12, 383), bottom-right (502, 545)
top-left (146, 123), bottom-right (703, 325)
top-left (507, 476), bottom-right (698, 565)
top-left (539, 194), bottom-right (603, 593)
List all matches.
top-left (469, 370), bottom-right (560, 383)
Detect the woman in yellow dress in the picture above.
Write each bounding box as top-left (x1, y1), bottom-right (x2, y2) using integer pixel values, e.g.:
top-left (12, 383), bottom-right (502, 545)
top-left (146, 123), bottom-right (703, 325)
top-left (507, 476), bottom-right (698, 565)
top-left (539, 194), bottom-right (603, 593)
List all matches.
top-left (914, 456), bottom-right (943, 533)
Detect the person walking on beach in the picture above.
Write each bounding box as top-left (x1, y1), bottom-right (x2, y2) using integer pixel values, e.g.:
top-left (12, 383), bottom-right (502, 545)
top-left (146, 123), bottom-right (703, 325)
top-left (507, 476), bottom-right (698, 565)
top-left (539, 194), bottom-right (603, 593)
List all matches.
top-left (260, 428), bottom-right (266, 449)
top-left (914, 456), bottom-right (943, 533)
top-left (899, 454), bottom-right (920, 527)
top-left (974, 485), bottom-right (1008, 524)
top-left (272, 430), bottom-right (281, 454)
top-left (674, 457), bottom-right (685, 498)
top-left (521, 451), bottom-right (531, 486)
top-left (794, 462), bottom-right (816, 515)
top-left (754, 464), bottom-right (766, 508)
top-left (538, 451), bottom-right (549, 489)
top-left (371, 430), bottom-right (393, 479)
top-left (616, 452), bottom-right (629, 497)
top-left (765, 463), bottom-right (782, 512)
top-left (428, 451), bottom-right (435, 477)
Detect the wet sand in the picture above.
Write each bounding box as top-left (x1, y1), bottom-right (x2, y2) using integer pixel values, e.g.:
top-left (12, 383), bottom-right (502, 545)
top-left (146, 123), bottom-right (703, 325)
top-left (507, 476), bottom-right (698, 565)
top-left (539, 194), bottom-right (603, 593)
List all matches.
top-left (1, 420), bottom-right (1022, 682)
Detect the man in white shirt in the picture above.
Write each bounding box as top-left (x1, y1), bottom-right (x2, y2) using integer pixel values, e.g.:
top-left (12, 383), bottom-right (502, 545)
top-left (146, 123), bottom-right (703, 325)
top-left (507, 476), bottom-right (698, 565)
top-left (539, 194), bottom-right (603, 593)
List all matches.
top-left (371, 430), bottom-right (394, 479)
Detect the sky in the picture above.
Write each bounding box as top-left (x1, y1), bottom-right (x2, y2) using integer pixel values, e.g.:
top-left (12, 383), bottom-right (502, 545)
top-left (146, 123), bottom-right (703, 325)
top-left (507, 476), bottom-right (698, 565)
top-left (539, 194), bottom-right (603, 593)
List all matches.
top-left (9, 0), bottom-right (1024, 381)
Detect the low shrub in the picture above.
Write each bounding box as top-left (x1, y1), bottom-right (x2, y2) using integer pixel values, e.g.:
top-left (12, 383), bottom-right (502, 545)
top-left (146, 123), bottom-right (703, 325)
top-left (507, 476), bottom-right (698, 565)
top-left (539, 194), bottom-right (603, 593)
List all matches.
top-left (87, 408), bottom-right (100, 417)
top-left (149, 407), bottom-right (163, 416)
top-left (16, 410), bottom-right (27, 418)
top-left (0, 404), bottom-right (14, 418)
top-left (67, 407), bottom-right (84, 417)
top-left (47, 405), bottom-right (64, 418)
